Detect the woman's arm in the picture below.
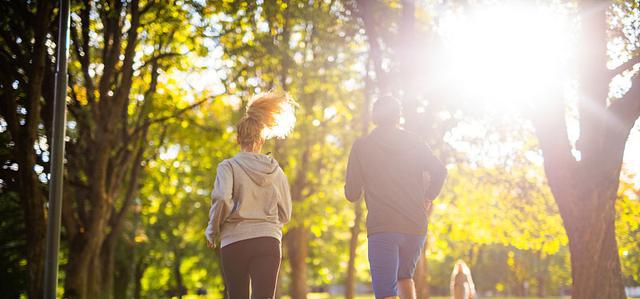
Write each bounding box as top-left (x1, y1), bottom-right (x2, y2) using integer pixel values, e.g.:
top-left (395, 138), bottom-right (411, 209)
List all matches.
top-left (205, 161), bottom-right (233, 244)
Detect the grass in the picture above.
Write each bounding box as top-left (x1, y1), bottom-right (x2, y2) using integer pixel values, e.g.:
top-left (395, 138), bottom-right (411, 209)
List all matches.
top-left (281, 294), bottom-right (570, 299)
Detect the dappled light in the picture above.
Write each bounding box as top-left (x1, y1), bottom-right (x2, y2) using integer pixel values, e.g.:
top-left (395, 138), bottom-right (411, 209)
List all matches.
top-left (1, 1), bottom-right (639, 299)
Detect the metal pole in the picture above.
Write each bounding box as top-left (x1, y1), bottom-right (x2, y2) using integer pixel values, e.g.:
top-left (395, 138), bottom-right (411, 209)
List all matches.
top-left (44, 0), bottom-right (70, 298)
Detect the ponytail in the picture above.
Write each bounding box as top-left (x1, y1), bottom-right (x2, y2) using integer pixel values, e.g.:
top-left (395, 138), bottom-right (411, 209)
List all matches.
top-left (236, 91), bottom-right (297, 148)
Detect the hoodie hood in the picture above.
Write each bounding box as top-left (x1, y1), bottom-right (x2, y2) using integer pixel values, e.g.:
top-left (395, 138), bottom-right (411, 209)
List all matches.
top-left (232, 152), bottom-right (280, 186)
top-left (369, 126), bottom-right (421, 153)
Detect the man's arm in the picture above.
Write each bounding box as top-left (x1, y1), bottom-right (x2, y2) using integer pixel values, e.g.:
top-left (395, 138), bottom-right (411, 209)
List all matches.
top-left (344, 140), bottom-right (364, 202)
top-left (423, 146), bottom-right (447, 201)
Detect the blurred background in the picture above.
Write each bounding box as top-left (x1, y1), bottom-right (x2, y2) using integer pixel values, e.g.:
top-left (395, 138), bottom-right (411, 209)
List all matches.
top-left (0, 0), bottom-right (638, 298)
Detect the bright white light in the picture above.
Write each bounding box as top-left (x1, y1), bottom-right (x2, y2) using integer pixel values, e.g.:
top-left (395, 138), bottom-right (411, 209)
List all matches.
top-left (438, 3), bottom-right (573, 112)
top-left (261, 100), bottom-right (297, 140)
top-left (159, 144), bottom-right (180, 160)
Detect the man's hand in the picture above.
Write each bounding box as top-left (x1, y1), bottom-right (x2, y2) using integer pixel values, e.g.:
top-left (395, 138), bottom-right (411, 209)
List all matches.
top-left (424, 200), bottom-right (433, 212)
top-left (207, 240), bottom-right (216, 249)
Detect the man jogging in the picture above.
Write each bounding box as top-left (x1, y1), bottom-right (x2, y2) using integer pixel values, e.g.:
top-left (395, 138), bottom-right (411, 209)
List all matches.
top-left (345, 98), bottom-right (447, 299)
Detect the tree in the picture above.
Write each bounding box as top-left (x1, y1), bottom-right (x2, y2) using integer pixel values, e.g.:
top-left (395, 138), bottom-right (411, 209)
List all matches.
top-left (2, 1), bottom-right (213, 298)
top-left (131, 98), bottom-right (234, 298)
top-left (527, 1), bottom-right (639, 298)
top-left (211, 1), bottom-right (364, 298)
top-left (59, 2), bottom-right (214, 297)
top-left (0, 2), bottom-right (56, 298)
top-left (344, 1), bottom-right (452, 297)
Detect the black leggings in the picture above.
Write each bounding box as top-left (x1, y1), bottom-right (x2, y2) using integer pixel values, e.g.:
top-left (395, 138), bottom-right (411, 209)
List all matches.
top-left (220, 237), bottom-right (281, 299)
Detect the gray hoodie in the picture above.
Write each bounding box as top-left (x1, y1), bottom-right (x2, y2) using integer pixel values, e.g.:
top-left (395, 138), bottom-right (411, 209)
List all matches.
top-left (345, 126), bottom-right (447, 235)
top-left (205, 152), bottom-right (292, 247)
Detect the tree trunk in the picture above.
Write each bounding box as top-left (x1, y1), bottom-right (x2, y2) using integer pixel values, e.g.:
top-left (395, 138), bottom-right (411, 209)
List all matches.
top-left (345, 202), bottom-right (363, 299)
top-left (275, 246), bottom-right (284, 299)
top-left (20, 2), bottom-right (54, 298)
top-left (87, 248), bottom-right (105, 299)
top-left (529, 1), bottom-right (635, 298)
top-left (286, 227), bottom-right (308, 299)
top-left (63, 239), bottom-right (89, 298)
top-left (345, 45), bottom-right (373, 299)
top-left (414, 246), bottom-right (429, 299)
top-left (563, 190), bottom-right (625, 299)
top-left (535, 250), bottom-right (545, 297)
top-left (133, 257), bottom-right (147, 299)
top-left (63, 204), bottom-right (110, 299)
top-left (534, 114), bottom-right (628, 299)
top-left (173, 252), bottom-right (187, 299)
top-left (423, 251), bottom-right (430, 299)
top-left (398, 0), bottom-right (421, 133)
top-left (100, 238), bottom-right (117, 299)
top-left (21, 159), bottom-right (46, 299)
top-left (113, 253), bottom-right (131, 299)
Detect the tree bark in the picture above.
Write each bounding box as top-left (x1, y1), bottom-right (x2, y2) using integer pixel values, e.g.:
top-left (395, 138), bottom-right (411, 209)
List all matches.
top-left (530, 2), bottom-right (633, 298)
top-left (345, 202), bottom-right (363, 299)
top-left (533, 104), bottom-right (628, 299)
top-left (345, 46), bottom-right (374, 299)
top-left (11, 2), bottom-right (55, 298)
top-left (173, 252), bottom-right (187, 299)
top-left (563, 185), bottom-right (625, 299)
top-left (286, 227), bottom-right (308, 299)
top-left (133, 257), bottom-right (147, 299)
top-left (414, 246), bottom-right (429, 299)
top-left (99, 237), bottom-right (117, 299)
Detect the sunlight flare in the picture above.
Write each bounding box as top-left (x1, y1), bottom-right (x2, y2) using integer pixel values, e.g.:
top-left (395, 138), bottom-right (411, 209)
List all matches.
top-left (437, 3), bottom-right (573, 110)
top-left (261, 96), bottom-right (298, 140)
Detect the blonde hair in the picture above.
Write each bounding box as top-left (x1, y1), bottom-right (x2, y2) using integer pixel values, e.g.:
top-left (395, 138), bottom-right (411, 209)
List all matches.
top-left (450, 260), bottom-right (476, 298)
top-left (236, 91), bottom-right (297, 149)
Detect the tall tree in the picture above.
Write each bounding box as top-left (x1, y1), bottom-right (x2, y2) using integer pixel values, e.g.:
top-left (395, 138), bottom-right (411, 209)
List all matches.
top-left (60, 1), bottom-right (212, 296)
top-left (528, 1), bottom-right (639, 298)
top-left (1, 1), bottom-right (212, 298)
top-left (212, 1), bottom-right (364, 298)
top-left (0, 2), bottom-right (55, 298)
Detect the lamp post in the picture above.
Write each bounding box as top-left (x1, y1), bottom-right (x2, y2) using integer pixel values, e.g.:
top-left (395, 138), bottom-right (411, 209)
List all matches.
top-left (43, 0), bottom-right (70, 298)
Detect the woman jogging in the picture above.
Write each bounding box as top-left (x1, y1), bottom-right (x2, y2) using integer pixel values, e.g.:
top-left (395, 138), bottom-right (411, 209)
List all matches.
top-left (451, 260), bottom-right (476, 299)
top-left (205, 91), bottom-right (296, 299)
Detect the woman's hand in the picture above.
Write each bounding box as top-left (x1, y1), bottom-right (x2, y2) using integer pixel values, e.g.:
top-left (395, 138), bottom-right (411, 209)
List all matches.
top-left (207, 240), bottom-right (216, 249)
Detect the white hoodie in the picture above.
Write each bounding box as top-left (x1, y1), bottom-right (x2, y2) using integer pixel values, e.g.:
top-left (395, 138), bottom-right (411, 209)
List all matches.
top-left (205, 152), bottom-right (292, 247)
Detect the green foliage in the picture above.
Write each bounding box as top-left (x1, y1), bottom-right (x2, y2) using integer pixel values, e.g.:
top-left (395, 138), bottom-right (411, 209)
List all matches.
top-left (616, 172), bottom-right (640, 285)
top-left (0, 190), bottom-right (26, 298)
top-left (428, 118), bottom-right (571, 296)
top-left (135, 97), bottom-right (235, 297)
top-left (74, 0), bottom-right (640, 297)
top-left (1, 0), bottom-right (639, 297)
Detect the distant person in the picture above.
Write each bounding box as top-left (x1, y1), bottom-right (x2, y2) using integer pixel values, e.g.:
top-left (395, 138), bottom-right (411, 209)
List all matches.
top-left (450, 260), bottom-right (476, 299)
top-left (205, 92), bottom-right (296, 299)
top-left (345, 98), bottom-right (448, 299)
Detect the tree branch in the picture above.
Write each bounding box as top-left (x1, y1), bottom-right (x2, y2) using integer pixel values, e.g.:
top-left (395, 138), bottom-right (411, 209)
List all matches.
top-left (610, 55), bottom-right (640, 78)
top-left (107, 131), bottom-right (146, 243)
top-left (608, 75), bottom-right (640, 132)
top-left (138, 52), bottom-right (183, 70)
top-left (61, 182), bottom-right (81, 242)
top-left (0, 30), bottom-right (27, 68)
top-left (98, 0), bottom-right (124, 100)
top-left (0, 91), bottom-right (21, 140)
top-left (111, 0), bottom-right (141, 108)
top-left (70, 19), bottom-right (96, 106)
top-left (127, 96), bottom-right (212, 140)
top-left (530, 93), bottom-right (579, 223)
